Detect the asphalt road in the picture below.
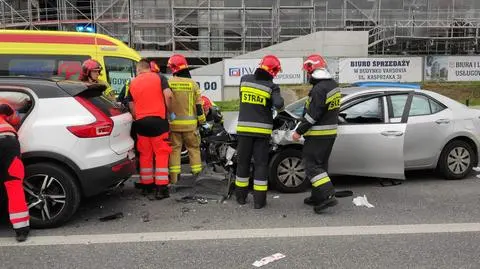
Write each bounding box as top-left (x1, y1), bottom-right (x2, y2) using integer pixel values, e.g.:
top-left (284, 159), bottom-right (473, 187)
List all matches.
top-left (1, 171), bottom-right (480, 269)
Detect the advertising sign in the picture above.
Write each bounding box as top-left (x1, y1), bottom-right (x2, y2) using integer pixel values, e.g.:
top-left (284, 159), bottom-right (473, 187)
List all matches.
top-left (339, 57), bottom-right (423, 83)
top-left (191, 75), bottom-right (223, 101)
top-left (425, 56), bottom-right (480, 81)
top-left (224, 58), bottom-right (304, 85)
top-left (108, 71), bottom-right (133, 95)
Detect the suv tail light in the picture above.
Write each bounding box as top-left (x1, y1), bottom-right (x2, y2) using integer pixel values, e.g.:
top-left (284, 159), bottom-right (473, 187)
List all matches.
top-left (67, 96), bottom-right (114, 138)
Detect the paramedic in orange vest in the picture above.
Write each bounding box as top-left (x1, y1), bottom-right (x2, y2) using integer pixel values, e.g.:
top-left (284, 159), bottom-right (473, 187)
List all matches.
top-left (167, 54), bottom-right (208, 184)
top-left (0, 102), bottom-right (30, 242)
top-left (127, 59), bottom-right (173, 199)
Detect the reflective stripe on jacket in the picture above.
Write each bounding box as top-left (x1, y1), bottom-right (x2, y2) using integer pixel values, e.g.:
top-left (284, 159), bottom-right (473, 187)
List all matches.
top-left (296, 79), bottom-right (340, 138)
top-left (236, 74), bottom-right (284, 137)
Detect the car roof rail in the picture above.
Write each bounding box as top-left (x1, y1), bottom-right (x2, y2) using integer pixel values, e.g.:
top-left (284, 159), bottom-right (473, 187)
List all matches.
top-left (351, 81), bottom-right (421, 89)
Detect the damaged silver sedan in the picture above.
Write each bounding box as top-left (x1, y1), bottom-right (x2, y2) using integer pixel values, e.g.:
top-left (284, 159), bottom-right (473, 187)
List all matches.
top-left (226, 86), bottom-right (480, 193)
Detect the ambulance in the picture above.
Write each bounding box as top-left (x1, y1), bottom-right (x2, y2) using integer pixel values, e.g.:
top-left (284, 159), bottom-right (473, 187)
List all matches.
top-left (0, 30), bottom-right (141, 96)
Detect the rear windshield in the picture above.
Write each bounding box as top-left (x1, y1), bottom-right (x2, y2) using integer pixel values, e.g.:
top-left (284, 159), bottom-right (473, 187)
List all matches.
top-left (84, 95), bottom-right (124, 117)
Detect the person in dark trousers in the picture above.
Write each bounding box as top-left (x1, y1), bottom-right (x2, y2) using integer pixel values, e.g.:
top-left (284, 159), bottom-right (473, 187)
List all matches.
top-left (0, 102), bottom-right (30, 242)
top-left (292, 54), bottom-right (340, 214)
top-left (235, 55), bottom-right (284, 209)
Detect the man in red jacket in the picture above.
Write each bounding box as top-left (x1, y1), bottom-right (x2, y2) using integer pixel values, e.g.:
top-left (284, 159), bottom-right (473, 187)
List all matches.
top-left (0, 102), bottom-right (30, 242)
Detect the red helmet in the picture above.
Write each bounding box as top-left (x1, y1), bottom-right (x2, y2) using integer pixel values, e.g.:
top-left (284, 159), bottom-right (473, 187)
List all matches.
top-left (259, 55), bottom-right (282, 77)
top-left (167, 54), bottom-right (188, 74)
top-left (201, 96), bottom-right (213, 113)
top-left (303, 54), bottom-right (327, 74)
top-left (150, 61), bottom-right (160, 73)
top-left (80, 59), bottom-right (102, 81)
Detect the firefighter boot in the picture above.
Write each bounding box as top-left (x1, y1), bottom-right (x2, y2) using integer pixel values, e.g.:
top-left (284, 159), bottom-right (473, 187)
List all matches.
top-left (311, 188), bottom-right (338, 214)
top-left (253, 191), bottom-right (267, 209)
top-left (304, 184), bottom-right (335, 206)
top-left (235, 187), bottom-right (248, 205)
top-left (313, 195), bottom-right (338, 213)
top-left (15, 227), bottom-right (29, 242)
top-left (155, 185), bottom-right (170, 200)
top-left (303, 196), bottom-right (316, 206)
top-left (140, 183), bottom-right (154, 196)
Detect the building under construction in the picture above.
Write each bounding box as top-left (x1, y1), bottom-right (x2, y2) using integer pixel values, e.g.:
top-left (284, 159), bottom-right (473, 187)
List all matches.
top-left (2, 0), bottom-right (480, 66)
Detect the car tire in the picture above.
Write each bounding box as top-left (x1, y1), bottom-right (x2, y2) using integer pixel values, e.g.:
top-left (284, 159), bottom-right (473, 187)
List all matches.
top-left (437, 140), bottom-right (475, 180)
top-left (24, 163), bottom-right (81, 228)
top-left (269, 148), bottom-right (309, 193)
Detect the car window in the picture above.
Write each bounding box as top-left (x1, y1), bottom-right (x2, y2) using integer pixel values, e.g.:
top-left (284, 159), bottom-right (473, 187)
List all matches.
top-left (104, 57), bottom-right (137, 96)
top-left (0, 91), bottom-right (33, 123)
top-left (339, 97), bottom-right (384, 124)
top-left (388, 94), bottom-right (408, 118)
top-left (409, 95), bottom-right (432, 116)
top-left (0, 55), bottom-right (89, 80)
top-left (429, 98), bottom-right (445, 114)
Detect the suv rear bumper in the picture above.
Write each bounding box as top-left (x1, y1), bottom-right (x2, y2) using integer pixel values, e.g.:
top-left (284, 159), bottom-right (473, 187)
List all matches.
top-left (79, 157), bottom-right (137, 197)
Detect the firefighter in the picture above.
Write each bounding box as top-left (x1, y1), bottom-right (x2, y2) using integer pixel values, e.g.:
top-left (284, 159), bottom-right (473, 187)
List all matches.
top-left (0, 102), bottom-right (30, 242)
top-left (127, 59), bottom-right (172, 199)
top-left (79, 58), bottom-right (116, 102)
top-left (235, 55), bottom-right (284, 209)
top-left (167, 54), bottom-right (208, 185)
top-left (292, 54), bottom-right (339, 213)
top-left (201, 95), bottom-right (223, 124)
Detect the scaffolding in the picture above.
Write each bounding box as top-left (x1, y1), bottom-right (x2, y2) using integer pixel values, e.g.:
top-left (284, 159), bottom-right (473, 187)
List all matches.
top-left (2, 0), bottom-right (480, 63)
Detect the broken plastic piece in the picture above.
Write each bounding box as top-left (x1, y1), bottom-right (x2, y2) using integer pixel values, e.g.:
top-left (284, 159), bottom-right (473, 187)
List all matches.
top-left (353, 195), bottom-right (375, 208)
top-left (99, 212), bottom-right (123, 222)
top-left (273, 195), bottom-right (280, 199)
top-left (252, 253), bottom-right (286, 267)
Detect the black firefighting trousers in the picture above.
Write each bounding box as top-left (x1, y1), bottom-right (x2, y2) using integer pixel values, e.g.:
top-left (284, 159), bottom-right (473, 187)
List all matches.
top-left (303, 137), bottom-right (336, 201)
top-left (235, 135), bottom-right (270, 191)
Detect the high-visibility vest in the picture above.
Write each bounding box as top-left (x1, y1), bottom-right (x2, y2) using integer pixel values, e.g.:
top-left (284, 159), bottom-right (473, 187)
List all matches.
top-left (129, 72), bottom-right (166, 120)
top-left (168, 76), bottom-right (205, 132)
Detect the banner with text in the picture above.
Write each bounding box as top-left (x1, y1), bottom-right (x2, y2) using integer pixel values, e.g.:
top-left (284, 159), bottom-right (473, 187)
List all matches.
top-left (191, 75), bottom-right (223, 101)
top-left (425, 56), bottom-right (480, 81)
top-left (339, 57), bottom-right (423, 83)
top-left (223, 58), bottom-right (304, 86)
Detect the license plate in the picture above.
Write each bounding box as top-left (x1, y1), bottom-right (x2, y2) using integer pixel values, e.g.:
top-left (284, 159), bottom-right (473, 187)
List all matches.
top-left (127, 150), bottom-right (135, 160)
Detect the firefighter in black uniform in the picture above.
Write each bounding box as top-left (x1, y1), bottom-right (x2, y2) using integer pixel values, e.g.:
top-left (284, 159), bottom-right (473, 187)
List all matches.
top-left (292, 54), bottom-right (340, 214)
top-left (235, 55), bottom-right (284, 209)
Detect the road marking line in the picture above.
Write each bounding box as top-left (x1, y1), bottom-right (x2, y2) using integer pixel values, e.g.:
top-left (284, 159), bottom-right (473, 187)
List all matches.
top-left (1, 223), bottom-right (480, 247)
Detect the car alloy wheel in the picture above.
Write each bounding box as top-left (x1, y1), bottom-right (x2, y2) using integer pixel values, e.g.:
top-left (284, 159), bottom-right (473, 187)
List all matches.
top-left (447, 147), bottom-right (471, 175)
top-left (23, 174), bottom-right (67, 222)
top-left (277, 157), bottom-right (306, 188)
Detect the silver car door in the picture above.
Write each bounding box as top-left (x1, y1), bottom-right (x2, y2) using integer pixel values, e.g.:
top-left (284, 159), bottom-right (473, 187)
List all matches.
top-left (329, 95), bottom-right (407, 180)
top-left (401, 94), bottom-right (454, 168)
